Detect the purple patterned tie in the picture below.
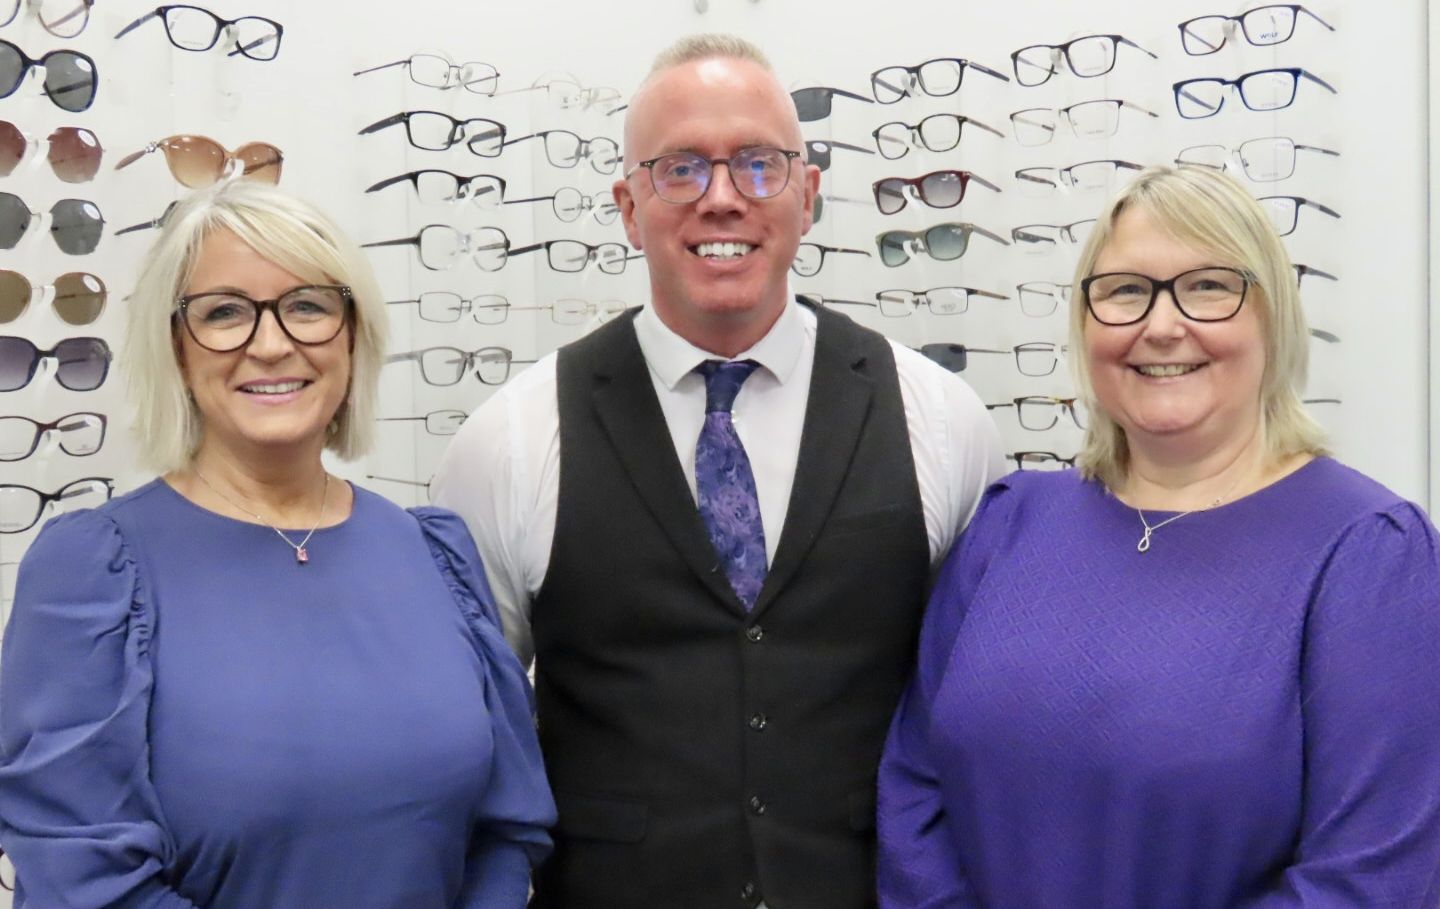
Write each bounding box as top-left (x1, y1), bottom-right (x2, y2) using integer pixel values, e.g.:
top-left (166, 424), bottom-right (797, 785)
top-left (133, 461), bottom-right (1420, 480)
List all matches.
top-left (695, 359), bottom-right (767, 609)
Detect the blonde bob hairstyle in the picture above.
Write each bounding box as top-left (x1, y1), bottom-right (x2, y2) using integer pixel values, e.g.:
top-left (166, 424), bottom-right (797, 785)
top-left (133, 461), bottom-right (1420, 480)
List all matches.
top-left (124, 179), bottom-right (388, 473)
top-left (1068, 165), bottom-right (1326, 488)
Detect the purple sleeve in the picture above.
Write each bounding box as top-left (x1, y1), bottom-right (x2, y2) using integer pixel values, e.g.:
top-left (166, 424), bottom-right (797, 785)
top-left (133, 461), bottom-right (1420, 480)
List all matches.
top-left (1241, 503), bottom-right (1440, 908)
top-left (0, 512), bottom-right (201, 909)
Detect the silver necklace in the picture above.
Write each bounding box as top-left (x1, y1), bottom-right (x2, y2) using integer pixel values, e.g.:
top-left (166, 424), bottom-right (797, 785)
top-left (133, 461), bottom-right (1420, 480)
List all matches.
top-left (1133, 474), bottom-right (1245, 553)
top-left (194, 469), bottom-right (331, 565)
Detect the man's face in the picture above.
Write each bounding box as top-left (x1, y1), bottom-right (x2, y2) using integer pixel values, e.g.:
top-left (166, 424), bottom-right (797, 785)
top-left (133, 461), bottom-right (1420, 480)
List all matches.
top-left (613, 57), bottom-right (820, 355)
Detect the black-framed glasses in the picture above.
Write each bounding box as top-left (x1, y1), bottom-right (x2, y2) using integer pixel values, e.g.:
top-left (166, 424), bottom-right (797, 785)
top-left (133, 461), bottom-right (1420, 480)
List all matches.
top-left (352, 54), bottom-right (499, 94)
top-left (1009, 450), bottom-right (1075, 470)
top-left (377, 410), bottom-right (468, 436)
top-left (365, 170), bottom-right (506, 208)
top-left (872, 114), bottom-right (1005, 160)
top-left (0, 335), bottom-right (108, 390)
top-left (1258, 195), bottom-right (1340, 236)
top-left (0, 476), bottom-right (112, 533)
top-left (358, 111), bottom-right (507, 156)
top-left (1173, 67), bottom-right (1336, 119)
top-left (1011, 34), bottom-right (1156, 87)
top-left (1010, 99), bottom-right (1159, 146)
top-left (988, 396), bottom-right (1088, 431)
top-left (387, 292), bottom-right (510, 324)
top-left (873, 170), bottom-right (1002, 215)
top-left (505, 187), bottom-right (618, 224)
top-left (628, 146), bottom-right (802, 205)
top-left (1015, 159), bottom-right (1143, 195)
top-left (0, 194), bottom-right (103, 253)
top-left (913, 342), bottom-right (1009, 373)
top-left (175, 285), bottom-right (352, 353)
top-left (1179, 4), bottom-right (1334, 55)
top-left (386, 345), bottom-right (536, 386)
top-left (876, 222), bottom-right (1009, 267)
top-left (0, 40), bottom-right (96, 111)
top-left (1, 0), bottom-right (93, 37)
top-left (803, 139), bottom-right (873, 173)
top-left (1016, 281), bottom-right (1072, 317)
top-left (363, 225), bottom-right (510, 271)
top-left (1012, 220), bottom-right (1097, 253)
top-left (791, 243), bottom-right (870, 276)
top-left (869, 57), bottom-right (1010, 104)
top-left (0, 411), bottom-right (105, 460)
top-left (1294, 263), bottom-right (1337, 286)
top-left (508, 239), bottom-right (630, 275)
top-left (504, 130), bottom-right (619, 174)
top-left (115, 5), bottom-right (282, 60)
top-left (790, 86), bottom-right (873, 122)
top-left (876, 286), bottom-right (1008, 317)
top-left (1176, 136), bottom-right (1339, 182)
top-left (1081, 267), bottom-right (1251, 326)
top-left (0, 269), bottom-right (106, 324)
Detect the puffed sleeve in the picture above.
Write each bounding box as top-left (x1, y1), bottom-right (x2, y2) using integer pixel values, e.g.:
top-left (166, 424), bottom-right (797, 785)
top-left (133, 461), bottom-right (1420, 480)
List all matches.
top-left (412, 507), bottom-right (556, 909)
top-left (0, 511), bottom-right (201, 908)
top-left (877, 482), bottom-right (1015, 909)
top-left (1239, 503), bottom-right (1440, 908)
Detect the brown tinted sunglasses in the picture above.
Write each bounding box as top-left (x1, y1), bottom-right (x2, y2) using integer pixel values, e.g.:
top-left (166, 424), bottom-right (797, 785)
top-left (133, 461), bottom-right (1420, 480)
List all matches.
top-left (0, 121), bottom-right (102, 183)
top-left (0, 269), bottom-right (106, 324)
top-left (114, 135), bottom-right (282, 188)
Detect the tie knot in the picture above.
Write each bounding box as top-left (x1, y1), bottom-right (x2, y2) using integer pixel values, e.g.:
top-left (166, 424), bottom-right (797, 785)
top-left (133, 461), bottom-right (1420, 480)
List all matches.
top-left (698, 359), bottom-right (759, 413)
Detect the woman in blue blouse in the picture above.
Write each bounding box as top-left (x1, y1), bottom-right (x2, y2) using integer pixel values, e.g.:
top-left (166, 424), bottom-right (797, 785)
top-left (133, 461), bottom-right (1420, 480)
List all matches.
top-left (0, 180), bottom-right (554, 908)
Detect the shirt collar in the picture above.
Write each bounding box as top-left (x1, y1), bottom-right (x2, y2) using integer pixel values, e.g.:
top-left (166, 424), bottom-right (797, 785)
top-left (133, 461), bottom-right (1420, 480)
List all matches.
top-left (635, 289), bottom-right (806, 391)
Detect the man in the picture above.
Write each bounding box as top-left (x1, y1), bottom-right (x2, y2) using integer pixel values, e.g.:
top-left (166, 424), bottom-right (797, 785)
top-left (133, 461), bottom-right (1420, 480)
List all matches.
top-left (432, 34), bottom-right (1004, 909)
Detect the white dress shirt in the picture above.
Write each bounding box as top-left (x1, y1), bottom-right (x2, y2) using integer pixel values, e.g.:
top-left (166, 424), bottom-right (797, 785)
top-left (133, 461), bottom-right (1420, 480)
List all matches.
top-left (432, 298), bottom-right (1006, 666)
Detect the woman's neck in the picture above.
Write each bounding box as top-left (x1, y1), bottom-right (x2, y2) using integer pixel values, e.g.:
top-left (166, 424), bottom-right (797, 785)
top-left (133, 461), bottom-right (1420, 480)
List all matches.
top-left (1118, 425), bottom-right (1269, 512)
top-left (170, 439), bottom-right (345, 527)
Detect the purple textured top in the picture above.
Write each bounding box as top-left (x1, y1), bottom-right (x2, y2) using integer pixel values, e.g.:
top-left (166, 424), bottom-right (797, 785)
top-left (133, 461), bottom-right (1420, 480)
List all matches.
top-left (878, 458), bottom-right (1440, 909)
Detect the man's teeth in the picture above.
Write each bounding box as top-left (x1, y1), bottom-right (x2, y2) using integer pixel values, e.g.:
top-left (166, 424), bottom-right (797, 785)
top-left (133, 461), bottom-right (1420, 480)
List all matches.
top-left (693, 241), bottom-right (754, 259)
top-left (1135, 364), bottom-right (1201, 378)
top-left (243, 381), bottom-right (306, 394)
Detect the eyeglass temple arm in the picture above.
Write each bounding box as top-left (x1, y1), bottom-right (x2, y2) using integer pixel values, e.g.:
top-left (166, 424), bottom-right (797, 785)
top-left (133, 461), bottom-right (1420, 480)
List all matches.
top-left (113, 143), bottom-right (159, 171)
top-left (869, 70), bottom-right (909, 98)
top-left (113, 9), bottom-right (156, 38)
top-left (366, 474), bottom-right (429, 488)
top-left (1122, 100), bottom-right (1161, 118)
top-left (1117, 36), bottom-right (1159, 59)
top-left (966, 60), bottom-right (1011, 81)
top-left (1015, 169), bottom-right (1057, 189)
top-left (1299, 69), bottom-right (1338, 94)
top-left (1296, 264), bottom-right (1338, 281)
top-left (970, 224), bottom-right (1011, 246)
top-left (969, 288), bottom-right (1010, 300)
top-left (1300, 5), bottom-right (1336, 30)
top-left (507, 243), bottom-right (544, 257)
top-left (967, 173), bottom-right (1003, 192)
top-left (225, 24), bottom-right (282, 58)
top-left (1296, 143), bottom-right (1340, 158)
top-left (358, 113), bottom-right (406, 136)
top-left (1309, 328), bottom-right (1340, 343)
top-left (503, 195), bottom-right (555, 205)
top-left (362, 236), bottom-right (420, 250)
top-left (1174, 83), bottom-right (1216, 113)
top-left (353, 59), bottom-right (407, 77)
top-left (384, 352), bottom-right (422, 365)
top-left (376, 416), bottom-right (425, 422)
top-left (830, 87), bottom-right (875, 103)
top-left (965, 117), bottom-right (1007, 139)
top-left (364, 173), bottom-right (417, 194)
top-left (114, 218), bottom-right (160, 236)
top-left (1301, 198), bottom-right (1341, 219)
top-left (967, 348), bottom-right (1009, 355)
top-left (824, 140), bottom-right (875, 155)
top-left (499, 133), bottom-right (540, 148)
top-left (834, 247), bottom-right (871, 257)
top-left (984, 402), bottom-right (1015, 410)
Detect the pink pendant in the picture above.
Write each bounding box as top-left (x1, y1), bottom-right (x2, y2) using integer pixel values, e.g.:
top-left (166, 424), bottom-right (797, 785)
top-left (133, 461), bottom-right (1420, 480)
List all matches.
top-left (296, 547), bottom-right (309, 564)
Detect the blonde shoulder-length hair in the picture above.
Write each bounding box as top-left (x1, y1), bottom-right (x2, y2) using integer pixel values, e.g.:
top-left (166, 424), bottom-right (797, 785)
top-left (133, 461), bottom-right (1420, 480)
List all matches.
top-left (124, 179), bottom-right (387, 473)
top-left (1068, 165), bottom-right (1327, 488)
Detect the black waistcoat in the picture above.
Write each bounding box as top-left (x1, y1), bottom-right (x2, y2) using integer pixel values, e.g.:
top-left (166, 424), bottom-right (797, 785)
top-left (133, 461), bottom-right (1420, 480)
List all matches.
top-left (531, 305), bottom-right (929, 909)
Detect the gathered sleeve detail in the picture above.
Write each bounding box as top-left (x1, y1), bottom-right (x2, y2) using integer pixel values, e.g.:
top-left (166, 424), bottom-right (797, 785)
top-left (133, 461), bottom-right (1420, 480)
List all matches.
top-left (0, 510), bottom-right (200, 909)
top-left (412, 507), bottom-right (556, 908)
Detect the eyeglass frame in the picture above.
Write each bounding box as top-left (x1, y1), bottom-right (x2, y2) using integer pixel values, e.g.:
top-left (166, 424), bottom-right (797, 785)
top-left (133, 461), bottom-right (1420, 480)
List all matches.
top-left (626, 147), bottom-right (804, 204)
top-left (0, 40), bottom-right (98, 112)
top-left (1008, 450), bottom-right (1076, 470)
top-left (351, 55), bottom-right (499, 94)
top-left (869, 57), bottom-right (1011, 104)
top-left (987, 396), bottom-right (1087, 431)
top-left (875, 221), bottom-right (1010, 267)
top-left (1172, 67), bottom-right (1337, 119)
top-left (1015, 159), bottom-right (1144, 192)
top-left (508, 239), bottom-right (631, 275)
top-left (0, 411), bottom-right (107, 461)
top-left (385, 345), bottom-right (537, 387)
top-left (791, 243), bottom-right (870, 277)
top-left (0, 0), bottom-right (95, 37)
top-left (1080, 267), bottom-right (1252, 326)
top-left (173, 284), bottom-right (353, 353)
top-left (0, 335), bottom-right (110, 390)
top-left (1009, 99), bottom-right (1160, 146)
top-left (364, 169), bottom-right (506, 206)
top-left (872, 170), bottom-right (1003, 215)
top-left (114, 5), bottom-right (283, 60)
top-left (361, 224), bottom-right (511, 272)
top-left (871, 114), bottom-right (1006, 160)
top-left (1174, 136), bottom-right (1339, 181)
top-left (385, 292), bottom-right (510, 324)
top-left (1178, 4), bottom-right (1335, 56)
top-left (357, 111), bottom-right (508, 156)
top-left (1010, 34), bottom-right (1157, 87)
top-left (504, 187), bottom-right (619, 224)
top-left (0, 476), bottom-right (113, 533)
top-left (503, 130), bottom-right (619, 173)
top-left (875, 286), bottom-right (1009, 316)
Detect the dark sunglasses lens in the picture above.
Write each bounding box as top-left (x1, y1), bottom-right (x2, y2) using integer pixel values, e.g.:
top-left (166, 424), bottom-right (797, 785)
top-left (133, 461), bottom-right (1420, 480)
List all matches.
top-left (42, 51), bottom-right (96, 112)
top-left (52, 337), bottom-right (109, 390)
top-left (878, 233), bottom-right (908, 267)
top-left (0, 41), bottom-right (23, 98)
top-left (0, 119), bottom-right (24, 176)
top-left (0, 191), bottom-right (30, 248)
top-left (235, 142), bottom-right (282, 183)
top-left (804, 142), bottom-right (831, 171)
top-left (47, 126), bottom-right (102, 182)
top-left (812, 194), bottom-right (825, 223)
top-left (0, 268), bottom-right (29, 322)
top-left (926, 224), bottom-right (971, 260)
top-left (791, 88), bottom-right (830, 122)
top-left (52, 271), bottom-right (105, 324)
top-left (920, 172), bottom-right (965, 208)
top-left (49, 199), bottom-right (102, 254)
top-left (919, 343), bottom-right (967, 372)
top-left (875, 179), bottom-right (906, 215)
top-left (0, 335), bottom-right (37, 390)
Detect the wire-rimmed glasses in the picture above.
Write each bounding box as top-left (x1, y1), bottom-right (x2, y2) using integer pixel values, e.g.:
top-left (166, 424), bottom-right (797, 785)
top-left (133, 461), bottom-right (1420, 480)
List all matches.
top-left (0, 411), bottom-right (105, 460)
top-left (513, 298), bottom-right (632, 325)
top-left (0, 41), bottom-right (97, 112)
top-left (504, 187), bottom-right (618, 224)
top-left (1257, 195), bottom-right (1340, 236)
top-left (508, 239), bottom-right (630, 275)
top-left (377, 410), bottom-right (468, 436)
top-left (386, 345), bottom-right (536, 386)
top-left (352, 54), bottom-right (499, 95)
top-left (504, 130), bottom-right (619, 174)
top-left (362, 225), bottom-right (510, 271)
top-left (114, 5), bottom-right (282, 60)
top-left (872, 114), bottom-right (1005, 160)
top-left (1016, 281), bottom-right (1072, 316)
top-left (358, 111), bottom-right (507, 156)
top-left (627, 146), bottom-right (802, 204)
top-left (1011, 34), bottom-right (1157, 87)
top-left (1011, 220), bottom-right (1097, 254)
top-left (791, 243), bottom-right (870, 276)
top-left (1, 0), bottom-right (93, 37)
top-left (0, 335), bottom-right (109, 390)
top-left (1081, 267), bottom-right (1251, 325)
top-left (876, 222), bottom-right (1010, 268)
top-left (1015, 159), bottom-right (1143, 195)
top-left (175, 285), bottom-right (352, 353)
top-left (496, 76), bottom-right (621, 113)
top-left (789, 86), bottom-right (874, 122)
top-left (988, 396), bottom-right (1088, 431)
top-left (1010, 99), bottom-right (1159, 147)
top-left (386, 292), bottom-right (510, 324)
top-left (876, 286), bottom-right (1008, 317)
top-left (365, 170), bottom-right (506, 208)
top-left (1175, 137), bottom-right (1339, 182)
top-left (0, 476), bottom-right (112, 533)
top-left (914, 343), bottom-right (1008, 373)
top-left (1009, 450), bottom-right (1076, 470)
top-left (1012, 342), bottom-right (1067, 376)
top-left (1173, 67), bottom-right (1337, 119)
top-left (1179, 5), bottom-right (1335, 56)
top-left (869, 57), bottom-right (1010, 103)
top-left (872, 170), bottom-right (1002, 215)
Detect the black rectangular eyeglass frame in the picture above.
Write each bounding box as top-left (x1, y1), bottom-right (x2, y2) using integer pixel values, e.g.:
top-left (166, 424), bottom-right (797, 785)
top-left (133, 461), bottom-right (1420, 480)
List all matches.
top-left (507, 239), bottom-right (630, 275)
top-left (1010, 34), bottom-right (1157, 86)
top-left (114, 5), bottom-right (283, 60)
top-left (868, 57), bottom-right (1010, 103)
top-left (358, 111), bottom-right (508, 155)
top-left (1172, 67), bottom-right (1337, 119)
top-left (0, 476), bottom-right (113, 533)
top-left (1178, 4), bottom-right (1335, 56)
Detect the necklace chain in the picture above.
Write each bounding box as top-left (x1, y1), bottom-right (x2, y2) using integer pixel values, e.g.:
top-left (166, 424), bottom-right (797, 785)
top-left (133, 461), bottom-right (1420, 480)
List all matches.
top-left (193, 469), bottom-right (331, 565)
top-left (1134, 473), bottom-right (1246, 553)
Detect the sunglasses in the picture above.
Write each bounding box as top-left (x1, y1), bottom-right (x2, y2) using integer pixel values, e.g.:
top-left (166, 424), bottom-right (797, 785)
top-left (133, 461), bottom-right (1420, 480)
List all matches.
top-left (0, 335), bottom-right (110, 391)
top-left (1, 0), bottom-right (94, 37)
top-left (0, 270), bottom-right (105, 324)
top-left (0, 121), bottom-right (102, 182)
top-left (115, 135), bottom-right (282, 188)
top-left (872, 170), bottom-right (1002, 215)
top-left (790, 85), bottom-right (874, 122)
top-left (0, 40), bottom-right (96, 112)
top-left (876, 222), bottom-right (1009, 267)
top-left (0, 411), bottom-right (107, 461)
top-left (0, 193), bottom-right (103, 254)
top-left (115, 5), bottom-right (283, 60)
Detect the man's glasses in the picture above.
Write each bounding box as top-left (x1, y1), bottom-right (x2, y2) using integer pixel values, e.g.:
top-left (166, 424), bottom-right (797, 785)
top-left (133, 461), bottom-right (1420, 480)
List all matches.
top-left (628, 146), bottom-right (802, 205)
top-left (363, 225), bottom-right (510, 271)
top-left (1012, 220), bottom-right (1097, 254)
top-left (175, 285), bottom-right (351, 353)
top-left (0, 193), bottom-right (103, 254)
top-left (508, 239), bottom-right (630, 275)
top-left (115, 5), bottom-right (282, 60)
top-left (359, 111), bottom-right (507, 156)
top-left (0, 476), bottom-right (112, 533)
top-left (1179, 4), bottom-right (1334, 56)
top-left (1011, 34), bottom-right (1156, 87)
top-left (115, 135), bottom-right (281, 188)
top-left (876, 222), bottom-right (1009, 268)
top-left (869, 57), bottom-right (1010, 103)
top-left (365, 170), bottom-right (506, 208)
top-left (0, 122), bottom-right (101, 182)
top-left (0, 269), bottom-right (105, 324)
top-left (1176, 136), bottom-right (1339, 182)
top-left (353, 54), bottom-right (499, 95)
top-left (988, 396), bottom-right (1088, 431)
top-left (1015, 159), bottom-right (1143, 196)
top-left (0, 335), bottom-right (110, 390)
top-left (387, 292), bottom-right (511, 324)
top-left (504, 130), bottom-right (619, 174)
top-left (791, 243), bottom-right (870, 276)
top-left (0, 411), bottom-right (105, 460)
top-left (1010, 100), bottom-right (1158, 146)
top-left (1, 0), bottom-right (93, 37)
top-left (1009, 450), bottom-right (1076, 471)
top-left (803, 139), bottom-right (873, 173)
top-left (872, 170), bottom-right (1002, 215)
top-left (0, 40), bottom-right (96, 111)
top-left (790, 86), bottom-right (873, 122)
top-left (377, 410), bottom-right (468, 436)
top-left (872, 114), bottom-right (1005, 160)
top-left (876, 286), bottom-right (1008, 317)
top-left (386, 345), bottom-right (535, 387)
top-left (1173, 67), bottom-right (1336, 119)
top-left (505, 187), bottom-right (618, 224)
top-left (1016, 281), bottom-right (1072, 317)
top-left (1258, 195), bottom-right (1340, 236)
top-left (1081, 267), bottom-right (1251, 325)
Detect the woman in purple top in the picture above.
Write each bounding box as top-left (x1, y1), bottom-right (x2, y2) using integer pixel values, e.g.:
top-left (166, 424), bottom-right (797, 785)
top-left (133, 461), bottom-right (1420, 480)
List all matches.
top-left (0, 181), bottom-right (554, 907)
top-left (878, 166), bottom-right (1440, 909)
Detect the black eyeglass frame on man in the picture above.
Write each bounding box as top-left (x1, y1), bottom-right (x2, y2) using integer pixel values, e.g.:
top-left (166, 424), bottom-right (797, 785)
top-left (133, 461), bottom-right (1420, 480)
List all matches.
top-left (625, 146), bottom-right (804, 205)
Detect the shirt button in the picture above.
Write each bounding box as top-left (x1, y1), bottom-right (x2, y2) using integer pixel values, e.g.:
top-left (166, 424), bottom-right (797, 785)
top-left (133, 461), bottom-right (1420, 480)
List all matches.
top-left (746, 625), bottom-right (764, 643)
top-left (748, 712), bottom-right (768, 731)
top-left (748, 795), bottom-right (766, 815)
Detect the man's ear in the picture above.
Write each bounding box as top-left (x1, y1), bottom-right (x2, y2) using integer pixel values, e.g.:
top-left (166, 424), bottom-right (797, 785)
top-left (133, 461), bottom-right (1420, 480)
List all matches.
top-left (613, 176), bottom-right (644, 251)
